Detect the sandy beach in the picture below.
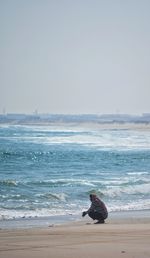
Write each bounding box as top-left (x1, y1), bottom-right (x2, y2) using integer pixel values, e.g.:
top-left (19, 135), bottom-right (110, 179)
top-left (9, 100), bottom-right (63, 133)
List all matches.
top-left (0, 214), bottom-right (150, 258)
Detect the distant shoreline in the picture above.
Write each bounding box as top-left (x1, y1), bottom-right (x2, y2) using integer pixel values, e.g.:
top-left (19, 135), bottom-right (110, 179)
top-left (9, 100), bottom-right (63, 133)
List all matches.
top-left (0, 121), bottom-right (150, 130)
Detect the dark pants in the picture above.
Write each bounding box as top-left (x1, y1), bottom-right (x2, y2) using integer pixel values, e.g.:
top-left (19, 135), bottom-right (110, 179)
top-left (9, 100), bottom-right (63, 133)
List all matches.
top-left (88, 211), bottom-right (106, 221)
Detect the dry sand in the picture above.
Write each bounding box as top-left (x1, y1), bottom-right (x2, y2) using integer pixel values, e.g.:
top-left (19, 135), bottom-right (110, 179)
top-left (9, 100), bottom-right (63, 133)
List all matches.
top-left (0, 218), bottom-right (150, 258)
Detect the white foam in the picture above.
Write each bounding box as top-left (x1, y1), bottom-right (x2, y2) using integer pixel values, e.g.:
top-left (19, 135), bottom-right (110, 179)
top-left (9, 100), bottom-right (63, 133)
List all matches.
top-left (21, 129), bottom-right (150, 150)
top-left (0, 207), bottom-right (80, 220)
top-left (127, 172), bottom-right (149, 175)
top-left (0, 179), bottom-right (18, 186)
top-left (108, 199), bottom-right (150, 212)
top-left (3, 124), bottom-right (150, 150)
top-left (102, 183), bottom-right (150, 197)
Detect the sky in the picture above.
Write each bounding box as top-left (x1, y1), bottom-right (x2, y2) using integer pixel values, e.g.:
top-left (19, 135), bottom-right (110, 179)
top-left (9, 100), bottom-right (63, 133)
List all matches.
top-left (0, 0), bottom-right (150, 115)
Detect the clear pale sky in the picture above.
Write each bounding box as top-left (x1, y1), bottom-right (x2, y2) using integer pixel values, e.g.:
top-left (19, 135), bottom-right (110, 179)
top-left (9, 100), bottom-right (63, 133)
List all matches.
top-left (0, 0), bottom-right (150, 114)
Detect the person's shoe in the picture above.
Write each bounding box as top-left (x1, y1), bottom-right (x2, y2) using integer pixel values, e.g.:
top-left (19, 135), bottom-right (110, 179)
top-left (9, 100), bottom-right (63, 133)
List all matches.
top-left (94, 220), bottom-right (105, 224)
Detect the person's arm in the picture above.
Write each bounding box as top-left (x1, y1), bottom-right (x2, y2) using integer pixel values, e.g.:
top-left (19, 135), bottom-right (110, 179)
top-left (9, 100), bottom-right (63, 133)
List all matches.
top-left (87, 203), bottom-right (94, 214)
top-left (82, 202), bottom-right (95, 217)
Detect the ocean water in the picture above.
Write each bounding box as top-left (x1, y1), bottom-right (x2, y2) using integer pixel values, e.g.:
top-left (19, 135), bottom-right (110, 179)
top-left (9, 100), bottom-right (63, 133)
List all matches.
top-left (0, 123), bottom-right (150, 221)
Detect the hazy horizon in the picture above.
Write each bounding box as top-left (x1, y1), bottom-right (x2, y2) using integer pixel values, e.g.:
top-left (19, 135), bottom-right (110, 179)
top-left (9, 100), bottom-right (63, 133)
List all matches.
top-left (1, 0), bottom-right (150, 115)
top-left (0, 111), bottom-right (149, 117)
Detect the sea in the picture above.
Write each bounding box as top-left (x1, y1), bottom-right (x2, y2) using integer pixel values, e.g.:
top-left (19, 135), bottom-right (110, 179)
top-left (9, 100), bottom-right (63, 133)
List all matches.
top-left (0, 122), bottom-right (150, 226)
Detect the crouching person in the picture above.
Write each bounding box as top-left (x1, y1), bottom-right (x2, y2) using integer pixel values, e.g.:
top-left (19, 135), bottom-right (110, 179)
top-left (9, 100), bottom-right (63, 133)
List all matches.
top-left (82, 194), bottom-right (108, 224)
